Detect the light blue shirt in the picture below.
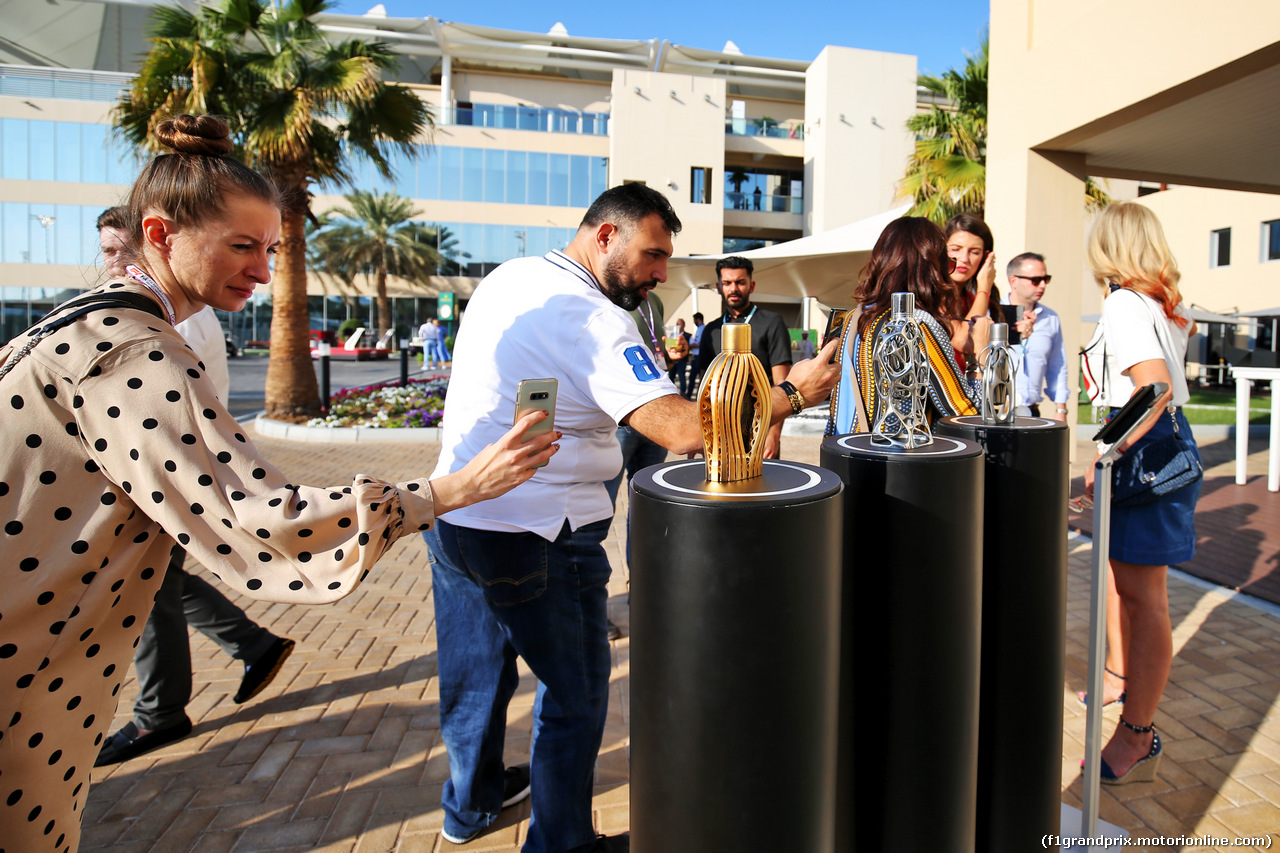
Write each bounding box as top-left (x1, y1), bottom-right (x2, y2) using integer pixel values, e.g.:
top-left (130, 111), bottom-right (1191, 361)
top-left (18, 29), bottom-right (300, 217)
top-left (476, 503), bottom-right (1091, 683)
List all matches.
top-left (1010, 302), bottom-right (1070, 408)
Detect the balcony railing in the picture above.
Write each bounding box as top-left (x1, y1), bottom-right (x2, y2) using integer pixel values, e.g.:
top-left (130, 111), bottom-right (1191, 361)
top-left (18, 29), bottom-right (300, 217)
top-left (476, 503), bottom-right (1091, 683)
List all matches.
top-left (725, 119), bottom-right (804, 140)
top-left (447, 104), bottom-right (609, 136)
top-left (725, 192), bottom-right (802, 214)
top-left (0, 64), bottom-right (132, 102)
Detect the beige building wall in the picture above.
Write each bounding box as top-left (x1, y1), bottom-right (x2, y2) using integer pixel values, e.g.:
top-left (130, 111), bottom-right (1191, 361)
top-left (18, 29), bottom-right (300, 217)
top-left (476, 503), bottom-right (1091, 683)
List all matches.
top-left (1137, 187), bottom-right (1280, 316)
top-left (608, 69), bottom-right (727, 255)
top-left (987, 0), bottom-right (1280, 432)
top-left (452, 71), bottom-right (610, 113)
top-left (803, 46), bottom-right (917, 235)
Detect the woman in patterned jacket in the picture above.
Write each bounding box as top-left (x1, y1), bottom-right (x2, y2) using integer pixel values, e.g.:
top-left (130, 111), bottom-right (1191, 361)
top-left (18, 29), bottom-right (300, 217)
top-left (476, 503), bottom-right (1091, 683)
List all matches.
top-left (0, 114), bottom-right (558, 852)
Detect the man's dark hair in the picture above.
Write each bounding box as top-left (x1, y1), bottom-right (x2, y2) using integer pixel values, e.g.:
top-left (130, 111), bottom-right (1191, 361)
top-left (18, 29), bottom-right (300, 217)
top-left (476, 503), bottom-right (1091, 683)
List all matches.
top-left (97, 206), bottom-right (128, 231)
top-left (692, 312), bottom-right (704, 322)
top-left (580, 183), bottom-right (682, 237)
top-left (1007, 251), bottom-right (1046, 278)
top-left (716, 256), bottom-right (754, 279)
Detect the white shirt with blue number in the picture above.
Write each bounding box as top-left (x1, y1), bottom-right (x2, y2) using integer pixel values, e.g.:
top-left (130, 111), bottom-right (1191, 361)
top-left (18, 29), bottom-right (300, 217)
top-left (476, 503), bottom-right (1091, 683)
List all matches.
top-left (431, 251), bottom-right (678, 541)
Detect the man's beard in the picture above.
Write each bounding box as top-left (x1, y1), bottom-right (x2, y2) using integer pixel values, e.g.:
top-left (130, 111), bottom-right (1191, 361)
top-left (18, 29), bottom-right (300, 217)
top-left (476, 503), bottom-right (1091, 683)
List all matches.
top-left (600, 252), bottom-right (655, 312)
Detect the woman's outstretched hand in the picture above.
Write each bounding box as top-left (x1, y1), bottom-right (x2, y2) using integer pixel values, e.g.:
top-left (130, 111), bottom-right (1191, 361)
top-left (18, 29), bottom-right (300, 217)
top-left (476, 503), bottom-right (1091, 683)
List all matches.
top-left (430, 410), bottom-right (561, 515)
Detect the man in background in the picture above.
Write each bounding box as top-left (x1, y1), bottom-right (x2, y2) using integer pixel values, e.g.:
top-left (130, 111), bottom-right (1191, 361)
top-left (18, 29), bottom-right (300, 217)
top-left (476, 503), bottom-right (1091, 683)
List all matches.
top-left (696, 257), bottom-right (794, 457)
top-left (1005, 251), bottom-right (1069, 420)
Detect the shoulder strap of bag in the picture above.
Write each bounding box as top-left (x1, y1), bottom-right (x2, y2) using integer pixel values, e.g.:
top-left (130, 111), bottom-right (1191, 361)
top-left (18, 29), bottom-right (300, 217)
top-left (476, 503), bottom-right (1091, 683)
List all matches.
top-left (0, 291), bottom-right (166, 384)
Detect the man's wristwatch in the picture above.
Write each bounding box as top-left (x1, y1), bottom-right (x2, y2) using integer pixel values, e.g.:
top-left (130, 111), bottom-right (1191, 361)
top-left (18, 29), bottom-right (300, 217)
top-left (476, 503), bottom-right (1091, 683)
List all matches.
top-left (1056, 405), bottom-right (1068, 414)
top-left (778, 380), bottom-right (805, 415)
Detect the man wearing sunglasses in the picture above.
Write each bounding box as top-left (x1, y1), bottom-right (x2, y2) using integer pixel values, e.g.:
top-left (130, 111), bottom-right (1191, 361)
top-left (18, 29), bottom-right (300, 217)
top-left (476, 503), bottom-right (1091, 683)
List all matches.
top-left (1005, 252), bottom-right (1070, 420)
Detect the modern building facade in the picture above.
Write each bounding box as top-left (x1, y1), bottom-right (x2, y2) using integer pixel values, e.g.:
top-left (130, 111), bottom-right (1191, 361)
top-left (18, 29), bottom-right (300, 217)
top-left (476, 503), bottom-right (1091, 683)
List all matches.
top-left (0, 0), bottom-right (918, 345)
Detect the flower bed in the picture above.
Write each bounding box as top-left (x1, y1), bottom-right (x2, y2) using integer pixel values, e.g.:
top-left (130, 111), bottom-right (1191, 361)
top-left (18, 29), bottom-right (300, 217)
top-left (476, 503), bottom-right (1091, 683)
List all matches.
top-left (306, 376), bottom-right (449, 428)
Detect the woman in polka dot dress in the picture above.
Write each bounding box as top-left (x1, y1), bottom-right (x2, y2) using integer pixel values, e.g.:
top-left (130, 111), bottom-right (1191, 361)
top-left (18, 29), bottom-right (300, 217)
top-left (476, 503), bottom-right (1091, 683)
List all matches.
top-left (0, 115), bottom-right (559, 853)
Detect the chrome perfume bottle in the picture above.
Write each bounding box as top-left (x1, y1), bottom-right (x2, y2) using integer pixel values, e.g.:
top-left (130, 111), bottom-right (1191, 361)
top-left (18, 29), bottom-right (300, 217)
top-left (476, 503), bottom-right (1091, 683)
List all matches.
top-left (870, 292), bottom-right (933, 449)
top-left (698, 323), bottom-right (772, 482)
top-left (979, 322), bottom-right (1017, 424)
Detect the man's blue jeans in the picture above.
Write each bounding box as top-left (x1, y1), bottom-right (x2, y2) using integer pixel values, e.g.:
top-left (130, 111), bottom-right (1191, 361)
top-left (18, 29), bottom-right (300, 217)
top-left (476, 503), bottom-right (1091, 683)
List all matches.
top-left (425, 518), bottom-right (613, 853)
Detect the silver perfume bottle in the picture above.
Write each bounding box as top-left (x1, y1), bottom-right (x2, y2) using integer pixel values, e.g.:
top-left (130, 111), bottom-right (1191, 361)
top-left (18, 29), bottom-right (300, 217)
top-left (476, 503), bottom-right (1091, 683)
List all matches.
top-left (979, 322), bottom-right (1017, 424)
top-left (870, 292), bottom-right (933, 449)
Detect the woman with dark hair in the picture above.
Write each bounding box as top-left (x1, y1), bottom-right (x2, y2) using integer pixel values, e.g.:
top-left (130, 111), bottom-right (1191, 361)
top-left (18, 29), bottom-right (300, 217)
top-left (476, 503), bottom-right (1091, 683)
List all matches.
top-left (943, 212), bottom-right (1003, 360)
top-left (0, 115), bottom-right (557, 851)
top-left (825, 216), bottom-right (979, 435)
top-left (1082, 202), bottom-right (1201, 785)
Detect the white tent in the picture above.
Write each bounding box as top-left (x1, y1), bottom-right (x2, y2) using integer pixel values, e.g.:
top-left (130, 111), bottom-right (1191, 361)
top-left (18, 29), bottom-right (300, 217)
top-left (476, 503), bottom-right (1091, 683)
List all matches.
top-left (657, 204), bottom-right (911, 310)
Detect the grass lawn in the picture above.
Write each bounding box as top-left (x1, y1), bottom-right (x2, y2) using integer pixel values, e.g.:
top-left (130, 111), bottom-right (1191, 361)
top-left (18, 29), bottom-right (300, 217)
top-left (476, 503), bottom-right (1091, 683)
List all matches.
top-left (1079, 386), bottom-right (1272, 425)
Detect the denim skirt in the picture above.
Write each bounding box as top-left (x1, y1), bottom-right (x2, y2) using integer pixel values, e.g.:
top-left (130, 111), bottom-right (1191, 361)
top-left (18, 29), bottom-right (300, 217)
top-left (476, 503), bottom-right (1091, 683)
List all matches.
top-left (1107, 406), bottom-right (1201, 566)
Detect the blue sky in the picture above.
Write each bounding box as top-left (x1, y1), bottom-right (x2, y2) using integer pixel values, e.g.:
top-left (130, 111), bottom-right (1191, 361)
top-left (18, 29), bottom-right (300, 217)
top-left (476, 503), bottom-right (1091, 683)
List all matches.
top-left (329, 0), bottom-right (990, 77)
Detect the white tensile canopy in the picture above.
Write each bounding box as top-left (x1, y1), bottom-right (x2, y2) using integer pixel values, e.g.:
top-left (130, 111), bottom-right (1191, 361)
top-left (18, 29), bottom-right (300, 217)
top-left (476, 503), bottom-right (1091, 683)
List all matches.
top-left (656, 205), bottom-right (911, 310)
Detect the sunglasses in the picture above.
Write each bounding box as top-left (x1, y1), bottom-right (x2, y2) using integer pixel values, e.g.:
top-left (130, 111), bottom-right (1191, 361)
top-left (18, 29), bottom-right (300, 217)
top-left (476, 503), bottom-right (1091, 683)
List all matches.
top-left (1013, 274), bottom-right (1052, 285)
top-left (948, 257), bottom-right (957, 273)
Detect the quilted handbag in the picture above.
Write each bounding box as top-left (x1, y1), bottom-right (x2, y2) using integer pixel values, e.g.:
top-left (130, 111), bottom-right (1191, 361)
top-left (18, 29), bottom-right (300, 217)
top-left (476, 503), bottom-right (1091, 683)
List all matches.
top-left (1111, 408), bottom-right (1203, 507)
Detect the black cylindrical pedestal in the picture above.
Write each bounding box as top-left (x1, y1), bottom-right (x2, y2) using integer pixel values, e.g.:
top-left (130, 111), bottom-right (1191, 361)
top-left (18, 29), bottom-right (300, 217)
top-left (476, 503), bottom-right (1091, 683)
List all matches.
top-left (821, 434), bottom-right (984, 853)
top-left (630, 459), bottom-right (844, 853)
top-left (935, 415), bottom-right (1070, 853)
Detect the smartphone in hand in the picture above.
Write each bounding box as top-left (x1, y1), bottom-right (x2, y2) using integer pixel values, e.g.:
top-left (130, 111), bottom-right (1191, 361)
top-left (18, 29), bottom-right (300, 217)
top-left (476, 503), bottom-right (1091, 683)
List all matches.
top-left (822, 309), bottom-right (850, 363)
top-left (514, 378), bottom-right (558, 468)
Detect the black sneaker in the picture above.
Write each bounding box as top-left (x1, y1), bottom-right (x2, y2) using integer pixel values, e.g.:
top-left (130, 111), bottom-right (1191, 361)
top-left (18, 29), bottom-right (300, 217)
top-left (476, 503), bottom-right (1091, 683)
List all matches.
top-left (234, 637), bottom-right (294, 704)
top-left (591, 834), bottom-right (630, 852)
top-left (440, 764), bottom-right (532, 844)
top-left (94, 716), bottom-right (193, 767)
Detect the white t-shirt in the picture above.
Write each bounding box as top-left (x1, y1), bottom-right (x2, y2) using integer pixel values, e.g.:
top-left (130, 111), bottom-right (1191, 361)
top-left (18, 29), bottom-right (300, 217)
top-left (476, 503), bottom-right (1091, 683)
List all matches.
top-left (1099, 288), bottom-right (1191, 408)
top-left (175, 306), bottom-right (230, 400)
top-left (431, 251), bottom-right (679, 541)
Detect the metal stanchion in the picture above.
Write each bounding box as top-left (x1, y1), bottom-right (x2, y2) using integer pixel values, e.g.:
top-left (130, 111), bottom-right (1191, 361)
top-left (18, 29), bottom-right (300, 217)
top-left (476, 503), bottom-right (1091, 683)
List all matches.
top-left (317, 341), bottom-right (331, 411)
top-left (399, 338), bottom-right (410, 386)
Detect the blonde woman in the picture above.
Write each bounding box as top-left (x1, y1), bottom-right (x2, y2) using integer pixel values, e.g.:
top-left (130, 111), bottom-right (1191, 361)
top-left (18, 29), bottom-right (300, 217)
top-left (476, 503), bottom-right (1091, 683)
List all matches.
top-left (1083, 202), bottom-right (1201, 784)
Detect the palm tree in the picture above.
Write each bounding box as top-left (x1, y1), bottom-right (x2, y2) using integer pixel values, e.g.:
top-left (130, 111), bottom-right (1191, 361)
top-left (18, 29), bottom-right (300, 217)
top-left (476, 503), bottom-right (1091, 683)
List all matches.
top-left (899, 31), bottom-right (1110, 222)
top-left (315, 191), bottom-right (447, 336)
top-left (115, 0), bottom-right (432, 417)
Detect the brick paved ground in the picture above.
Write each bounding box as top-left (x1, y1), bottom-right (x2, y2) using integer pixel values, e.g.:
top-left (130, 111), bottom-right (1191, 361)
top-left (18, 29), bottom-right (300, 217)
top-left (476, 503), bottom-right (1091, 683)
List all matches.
top-left (81, 431), bottom-right (1280, 851)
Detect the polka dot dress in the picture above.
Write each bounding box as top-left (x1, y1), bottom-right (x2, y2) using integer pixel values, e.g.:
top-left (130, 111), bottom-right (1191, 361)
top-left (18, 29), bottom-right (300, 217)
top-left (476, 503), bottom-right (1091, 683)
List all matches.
top-left (0, 282), bottom-right (438, 852)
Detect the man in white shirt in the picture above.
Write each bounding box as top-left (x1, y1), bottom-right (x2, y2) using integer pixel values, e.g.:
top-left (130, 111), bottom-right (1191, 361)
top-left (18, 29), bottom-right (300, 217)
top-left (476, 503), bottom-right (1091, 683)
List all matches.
top-left (425, 184), bottom-right (837, 852)
top-left (1005, 252), bottom-right (1070, 421)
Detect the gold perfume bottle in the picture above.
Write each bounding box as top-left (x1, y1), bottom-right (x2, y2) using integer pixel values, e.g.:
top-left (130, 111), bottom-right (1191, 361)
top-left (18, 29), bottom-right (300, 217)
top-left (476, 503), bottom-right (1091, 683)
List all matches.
top-left (698, 323), bottom-right (772, 482)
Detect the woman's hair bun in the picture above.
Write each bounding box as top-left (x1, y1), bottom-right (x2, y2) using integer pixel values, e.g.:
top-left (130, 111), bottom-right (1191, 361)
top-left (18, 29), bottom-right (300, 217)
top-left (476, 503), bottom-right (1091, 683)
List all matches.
top-left (154, 114), bottom-right (235, 156)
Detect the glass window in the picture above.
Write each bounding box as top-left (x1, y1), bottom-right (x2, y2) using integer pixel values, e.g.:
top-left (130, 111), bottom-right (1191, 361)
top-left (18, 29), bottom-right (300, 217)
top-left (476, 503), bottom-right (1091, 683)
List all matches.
top-left (506, 151), bottom-right (527, 205)
top-left (29, 205), bottom-right (57, 264)
top-left (440, 146), bottom-right (461, 201)
top-left (569, 155), bottom-right (590, 208)
top-left (30, 121), bottom-right (55, 181)
top-left (691, 167), bottom-right (711, 204)
top-left (591, 157), bottom-right (608, 199)
top-left (2, 203), bottom-right (29, 263)
top-left (80, 205), bottom-right (100, 266)
top-left (417, 145), bottom-right (439, 199)
top-left (460, 222), bottom-right (483, 276)
top-left (1265, 219), bottom-right (1280, 262)
top-left (369, 151), bottom-right (395, 193)
top-left (484, 223), bottom-right (506, 271)
top-left (106, 133), bottom-right (140, 185)
top-left (461, 148), bottom-right (484, 202)
top-left (1210, 227), bottom-right (1231, 268)
top-left (484, 149), bottom-right (506, 204)
top-left (394, 150), bottom-right (416, 197)
top-left (527, 152), bottom-right (548, 206)
top-left (54, 204), bottom-right (81, 265)
top-left (3, 119), bottom-right (27, 180)
top-left (55, 123), bottom-right (80, 182)
top-left (80, 123), bottom-right (107, 184)
top-left (525, 226), bottom-right (548, 258)
top-left (549, 154), bottom-right (570, 207)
